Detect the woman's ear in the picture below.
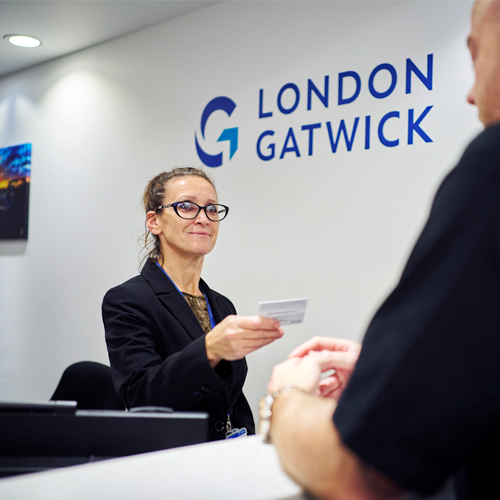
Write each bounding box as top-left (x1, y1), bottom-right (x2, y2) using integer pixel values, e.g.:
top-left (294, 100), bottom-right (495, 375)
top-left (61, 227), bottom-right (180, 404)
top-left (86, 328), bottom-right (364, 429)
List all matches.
top-left (146, 211), bottom-right (162, 235)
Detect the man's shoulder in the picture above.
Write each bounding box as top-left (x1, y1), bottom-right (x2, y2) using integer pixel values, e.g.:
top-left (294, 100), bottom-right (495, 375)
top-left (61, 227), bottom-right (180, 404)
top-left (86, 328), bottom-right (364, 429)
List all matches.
top-left (472, 121), bottom-right (500, 144)
top-left (442, 123), bottom-right (500, 197)
top-left (461, 122), bottom-right (500, 171)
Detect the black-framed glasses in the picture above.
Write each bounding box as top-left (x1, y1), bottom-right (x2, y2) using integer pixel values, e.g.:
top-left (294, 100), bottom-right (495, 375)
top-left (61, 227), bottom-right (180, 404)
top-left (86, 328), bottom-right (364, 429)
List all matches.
top-left (156, 201), bottom-right (229, 221)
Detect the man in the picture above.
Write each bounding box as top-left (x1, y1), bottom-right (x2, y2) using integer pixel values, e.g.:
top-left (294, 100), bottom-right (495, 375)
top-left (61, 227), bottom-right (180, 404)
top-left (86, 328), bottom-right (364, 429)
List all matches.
top-left (266, 1), bottom-right (500, 499)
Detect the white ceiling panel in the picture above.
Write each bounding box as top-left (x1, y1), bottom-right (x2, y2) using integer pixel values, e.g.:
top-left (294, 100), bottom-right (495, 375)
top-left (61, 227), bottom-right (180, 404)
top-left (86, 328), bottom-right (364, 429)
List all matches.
top-left (0, 1), bottom-right (218, 77)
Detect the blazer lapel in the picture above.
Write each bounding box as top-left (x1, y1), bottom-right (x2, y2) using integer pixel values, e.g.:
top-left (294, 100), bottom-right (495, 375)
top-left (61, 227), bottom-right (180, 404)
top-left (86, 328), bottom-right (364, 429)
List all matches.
top-left (200, 278), bottom-right (224, 324)
top-left (141, 261), bottom-right (205, 341)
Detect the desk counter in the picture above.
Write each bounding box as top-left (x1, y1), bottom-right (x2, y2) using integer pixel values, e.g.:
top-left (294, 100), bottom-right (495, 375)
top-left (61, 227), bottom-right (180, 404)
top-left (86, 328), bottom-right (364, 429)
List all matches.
top-left (0, 435), bottom-right (306, 500)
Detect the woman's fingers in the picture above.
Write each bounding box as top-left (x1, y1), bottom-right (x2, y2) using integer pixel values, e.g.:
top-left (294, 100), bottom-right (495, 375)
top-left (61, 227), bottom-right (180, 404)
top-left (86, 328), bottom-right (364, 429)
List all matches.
top-left (229, 315), bottom-right (281, 331)
top-left (206, 315), bottom-right (284, 364)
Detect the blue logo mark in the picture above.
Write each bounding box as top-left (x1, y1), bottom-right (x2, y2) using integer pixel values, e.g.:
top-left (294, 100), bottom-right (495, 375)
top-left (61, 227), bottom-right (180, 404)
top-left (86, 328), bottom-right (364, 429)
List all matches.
top-left (195, 96), bottom-right (238, 168)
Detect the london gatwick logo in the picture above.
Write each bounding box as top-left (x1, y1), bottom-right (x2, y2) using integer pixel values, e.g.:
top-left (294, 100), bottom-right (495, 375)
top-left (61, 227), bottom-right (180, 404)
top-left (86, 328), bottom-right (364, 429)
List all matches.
top-left (195, 96), bottom-right (238, 168)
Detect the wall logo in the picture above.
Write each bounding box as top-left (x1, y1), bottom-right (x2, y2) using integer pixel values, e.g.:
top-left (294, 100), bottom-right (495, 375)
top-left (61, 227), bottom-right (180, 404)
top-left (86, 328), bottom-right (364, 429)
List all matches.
top-left (195, 96), bottom-right (238, 168)
top-left (195, 54), bottom-right (434, 166)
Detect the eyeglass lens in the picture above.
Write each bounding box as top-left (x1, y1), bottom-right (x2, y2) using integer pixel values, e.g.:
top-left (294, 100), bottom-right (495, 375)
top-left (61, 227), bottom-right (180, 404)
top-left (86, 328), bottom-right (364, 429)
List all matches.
top-left (175, 202), bottom-right (227, 221)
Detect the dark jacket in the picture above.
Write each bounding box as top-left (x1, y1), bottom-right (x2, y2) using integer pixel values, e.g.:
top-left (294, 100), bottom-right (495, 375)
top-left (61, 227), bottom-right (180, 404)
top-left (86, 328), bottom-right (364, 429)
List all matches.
top-left (102, 260), bottom-right (255, 441)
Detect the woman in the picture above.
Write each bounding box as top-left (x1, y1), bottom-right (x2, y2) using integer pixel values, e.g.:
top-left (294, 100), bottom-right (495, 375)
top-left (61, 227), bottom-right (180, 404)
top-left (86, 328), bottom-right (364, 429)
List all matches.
top-left (102, 168), bottom-right (283, 440)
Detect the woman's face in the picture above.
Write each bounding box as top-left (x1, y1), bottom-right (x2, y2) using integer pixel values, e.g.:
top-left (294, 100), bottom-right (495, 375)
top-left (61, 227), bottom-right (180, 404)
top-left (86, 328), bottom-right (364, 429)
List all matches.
top-left (148, 176), bottom-right (220, 261)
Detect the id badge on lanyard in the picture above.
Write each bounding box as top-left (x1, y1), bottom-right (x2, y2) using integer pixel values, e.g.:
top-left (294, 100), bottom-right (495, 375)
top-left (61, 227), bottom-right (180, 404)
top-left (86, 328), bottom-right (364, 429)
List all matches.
top-left (225, 413), bottom-right (248, 439)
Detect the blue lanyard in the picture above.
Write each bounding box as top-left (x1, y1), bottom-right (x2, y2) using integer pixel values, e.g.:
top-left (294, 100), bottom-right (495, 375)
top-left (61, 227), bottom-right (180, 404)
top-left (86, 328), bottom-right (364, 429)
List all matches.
top-left (156, 262), bottom-right (216, 329)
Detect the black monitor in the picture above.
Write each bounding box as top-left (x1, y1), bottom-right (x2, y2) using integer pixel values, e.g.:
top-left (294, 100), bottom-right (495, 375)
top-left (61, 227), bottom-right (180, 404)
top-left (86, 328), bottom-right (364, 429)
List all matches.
top-left (0, 401), bottom-right (208, 478)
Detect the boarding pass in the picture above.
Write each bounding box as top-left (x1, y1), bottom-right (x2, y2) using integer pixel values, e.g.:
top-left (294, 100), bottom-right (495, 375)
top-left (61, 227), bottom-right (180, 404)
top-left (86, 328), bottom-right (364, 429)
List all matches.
top-left (257, 298), bottom-right (308, 326)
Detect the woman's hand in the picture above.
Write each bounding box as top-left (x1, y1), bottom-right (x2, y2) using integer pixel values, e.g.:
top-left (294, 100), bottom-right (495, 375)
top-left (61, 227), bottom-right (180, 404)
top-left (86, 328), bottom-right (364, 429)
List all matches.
top-left (288, 337), bottom-right (361, 401)
top-left (205, 315), bottom-right (284, 368)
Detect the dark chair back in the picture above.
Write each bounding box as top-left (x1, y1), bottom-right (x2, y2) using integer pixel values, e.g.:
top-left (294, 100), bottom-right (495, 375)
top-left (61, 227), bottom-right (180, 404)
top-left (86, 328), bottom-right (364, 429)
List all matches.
top-left (51, 361), bottom-right (125, 410)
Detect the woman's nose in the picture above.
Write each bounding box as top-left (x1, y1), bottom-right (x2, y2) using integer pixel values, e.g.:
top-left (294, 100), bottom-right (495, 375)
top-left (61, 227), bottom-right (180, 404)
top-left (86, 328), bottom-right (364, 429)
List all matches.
top-left (195, 209), bottom-right (210, 223)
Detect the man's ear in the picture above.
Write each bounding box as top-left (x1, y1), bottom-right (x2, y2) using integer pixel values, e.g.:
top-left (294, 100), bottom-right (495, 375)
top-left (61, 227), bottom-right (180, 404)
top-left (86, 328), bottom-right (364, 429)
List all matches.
top-left (146, 211), bottom-right (162, 235)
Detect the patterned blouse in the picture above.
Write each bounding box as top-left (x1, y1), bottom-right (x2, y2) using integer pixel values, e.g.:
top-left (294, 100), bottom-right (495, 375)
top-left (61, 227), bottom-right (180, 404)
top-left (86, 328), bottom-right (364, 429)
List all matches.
top-left (184, 293), bottom-right (211, 333)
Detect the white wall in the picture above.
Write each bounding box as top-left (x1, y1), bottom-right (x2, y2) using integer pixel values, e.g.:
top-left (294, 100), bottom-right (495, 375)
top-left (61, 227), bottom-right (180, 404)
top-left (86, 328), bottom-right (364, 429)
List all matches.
top-left (0, 1), bottom-right (480, 418)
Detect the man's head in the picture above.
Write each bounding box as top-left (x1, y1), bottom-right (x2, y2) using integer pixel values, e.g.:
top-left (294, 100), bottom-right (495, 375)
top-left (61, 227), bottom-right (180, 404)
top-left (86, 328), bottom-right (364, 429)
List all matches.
top-left (467, 0), bottom-right (500, 126)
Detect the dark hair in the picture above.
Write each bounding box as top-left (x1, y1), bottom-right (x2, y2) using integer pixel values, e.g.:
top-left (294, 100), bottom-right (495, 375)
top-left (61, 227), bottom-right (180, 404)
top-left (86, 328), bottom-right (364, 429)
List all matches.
top-left (141, 167), bottom-right (217, 264)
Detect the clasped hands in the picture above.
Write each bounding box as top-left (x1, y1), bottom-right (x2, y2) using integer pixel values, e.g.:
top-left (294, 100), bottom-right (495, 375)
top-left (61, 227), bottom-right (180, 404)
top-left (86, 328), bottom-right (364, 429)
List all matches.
top-left (268, 337), bottom-right (361, 401)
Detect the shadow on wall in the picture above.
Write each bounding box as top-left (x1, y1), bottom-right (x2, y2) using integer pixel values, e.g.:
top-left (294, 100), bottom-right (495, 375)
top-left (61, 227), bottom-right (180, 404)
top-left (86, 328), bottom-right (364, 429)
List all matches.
top-left (0, 241), bottom-right (27, 256)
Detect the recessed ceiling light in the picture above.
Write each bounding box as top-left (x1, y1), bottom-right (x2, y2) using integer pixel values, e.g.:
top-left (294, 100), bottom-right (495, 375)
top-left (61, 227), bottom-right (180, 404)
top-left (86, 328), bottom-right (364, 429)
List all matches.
top-left (4, 35), bottom-right (41, 48)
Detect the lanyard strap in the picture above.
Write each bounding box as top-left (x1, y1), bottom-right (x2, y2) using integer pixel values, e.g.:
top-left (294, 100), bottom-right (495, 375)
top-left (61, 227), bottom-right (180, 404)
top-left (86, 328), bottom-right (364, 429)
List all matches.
top-left (155, 262), bottom-right (216, 329)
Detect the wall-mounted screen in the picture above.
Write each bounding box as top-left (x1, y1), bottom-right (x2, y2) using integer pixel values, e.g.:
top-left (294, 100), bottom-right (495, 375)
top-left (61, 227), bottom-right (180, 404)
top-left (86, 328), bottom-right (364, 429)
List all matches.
top-left (0, 143), bottom-right (31, 240)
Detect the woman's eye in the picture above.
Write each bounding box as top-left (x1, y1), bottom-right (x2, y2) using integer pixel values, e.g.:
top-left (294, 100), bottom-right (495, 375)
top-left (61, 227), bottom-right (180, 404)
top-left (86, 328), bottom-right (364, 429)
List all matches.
top-left (206, 205), bottom-right (217, 213)
top-left (178, 202), bottom-right (196, 212)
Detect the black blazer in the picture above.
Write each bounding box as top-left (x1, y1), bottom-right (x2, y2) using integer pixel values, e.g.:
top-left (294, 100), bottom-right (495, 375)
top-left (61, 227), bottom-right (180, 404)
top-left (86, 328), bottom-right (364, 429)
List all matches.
top-left (102, 261), bottom-right (255, 441)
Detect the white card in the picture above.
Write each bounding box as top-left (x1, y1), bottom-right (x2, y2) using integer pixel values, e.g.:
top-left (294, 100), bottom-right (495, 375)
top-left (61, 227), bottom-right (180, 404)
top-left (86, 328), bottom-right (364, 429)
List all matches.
top-left (257, 298), bottom-right (308, 326)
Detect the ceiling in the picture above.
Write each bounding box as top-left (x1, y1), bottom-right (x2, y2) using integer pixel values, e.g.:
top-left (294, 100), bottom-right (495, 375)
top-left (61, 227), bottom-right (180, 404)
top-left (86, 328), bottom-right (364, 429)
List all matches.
top-left (0, 1), bottom-right (218, 78)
